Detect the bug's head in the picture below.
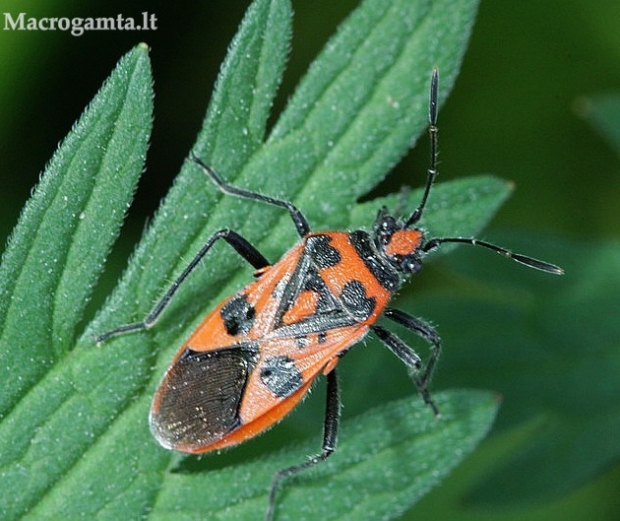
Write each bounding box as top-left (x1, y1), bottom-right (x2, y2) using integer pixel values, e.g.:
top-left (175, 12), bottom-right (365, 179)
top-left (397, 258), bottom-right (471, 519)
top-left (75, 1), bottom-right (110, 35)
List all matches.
top-left (373, 207), bottom-right (424, 274)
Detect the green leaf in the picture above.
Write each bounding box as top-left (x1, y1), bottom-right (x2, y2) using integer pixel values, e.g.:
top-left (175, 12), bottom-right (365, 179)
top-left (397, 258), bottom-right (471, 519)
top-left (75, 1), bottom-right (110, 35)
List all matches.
top-left (150, 390), bottom-right (498, 521)
top-left (576, 94), bottom-right (620, 157)
top-left (406, 234), bottom-right (620, 506)
top-left (0, 44), bottom-right (152, 415)
top-left (260, 0), bottom-right (481, 237)
top-left (0, 44), bottom-right (152, 520)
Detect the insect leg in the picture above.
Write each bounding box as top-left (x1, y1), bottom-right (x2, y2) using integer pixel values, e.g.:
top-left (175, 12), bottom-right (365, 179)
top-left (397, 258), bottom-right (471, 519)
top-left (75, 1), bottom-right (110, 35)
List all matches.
top-left (190, 153), bottom-right (311, 237)
top-left (96, 229), bottom-right (269, 343)
top-left (373, 307), bottom-right (442, 416)
top-left (266, 369), bottom-right (340, 521)
top-left (383, 307), bottom-right (443, 390)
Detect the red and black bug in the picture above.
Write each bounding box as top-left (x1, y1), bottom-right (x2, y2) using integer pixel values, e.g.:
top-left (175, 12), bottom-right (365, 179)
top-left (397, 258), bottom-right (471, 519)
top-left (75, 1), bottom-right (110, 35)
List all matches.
top-left (98, 70), bottom-right (563, 520)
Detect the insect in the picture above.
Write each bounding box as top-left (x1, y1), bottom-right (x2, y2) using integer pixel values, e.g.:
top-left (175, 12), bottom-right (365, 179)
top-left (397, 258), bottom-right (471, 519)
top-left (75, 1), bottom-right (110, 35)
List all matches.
top-left (98, 70), bottom-right (563, 520)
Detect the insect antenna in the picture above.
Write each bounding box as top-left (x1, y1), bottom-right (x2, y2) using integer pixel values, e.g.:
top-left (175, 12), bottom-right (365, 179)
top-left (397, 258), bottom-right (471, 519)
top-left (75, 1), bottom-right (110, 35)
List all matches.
top-left (421, 237), bottom-right (564, 275)
top-left (403, 70), bottom-right (563, 276)
top-left (404, 68), bottom-right (439, 228)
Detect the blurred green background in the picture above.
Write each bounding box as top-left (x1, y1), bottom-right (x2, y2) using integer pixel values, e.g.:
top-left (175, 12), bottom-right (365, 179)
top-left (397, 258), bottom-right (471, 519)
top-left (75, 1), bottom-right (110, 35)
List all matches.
top-left (1, 1), bottom-right (619, 520)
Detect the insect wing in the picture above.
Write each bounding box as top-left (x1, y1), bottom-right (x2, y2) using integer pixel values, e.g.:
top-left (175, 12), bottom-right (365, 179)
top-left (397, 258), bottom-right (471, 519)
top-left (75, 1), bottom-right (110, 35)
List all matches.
top-left (149, 239), bottom-right (370, 453)
top-left (148, 244), bottom-right (303, 453)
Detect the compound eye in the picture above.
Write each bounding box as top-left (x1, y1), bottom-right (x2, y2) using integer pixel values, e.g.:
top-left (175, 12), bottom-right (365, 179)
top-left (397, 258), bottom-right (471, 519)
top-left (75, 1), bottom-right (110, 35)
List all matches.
top-left (375, 215), bottom-right (397, 244)
top-left (402, 256), bottom-right (422, 274)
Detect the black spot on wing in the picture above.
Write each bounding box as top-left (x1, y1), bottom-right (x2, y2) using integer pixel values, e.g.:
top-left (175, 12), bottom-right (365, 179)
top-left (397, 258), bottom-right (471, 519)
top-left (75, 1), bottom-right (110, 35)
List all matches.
top-left (349, 230), bottom-right (399, 291)
top-left (150, 343), bottom-right (259, 449)
top-left (221, 293), bottom-right (256, 336)
top-left (340, 280), bottom-right (376, 321)
top-left (260, 355), bottom-right (303, 398)
top-left (306, 234), bottom-right (341, 269)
